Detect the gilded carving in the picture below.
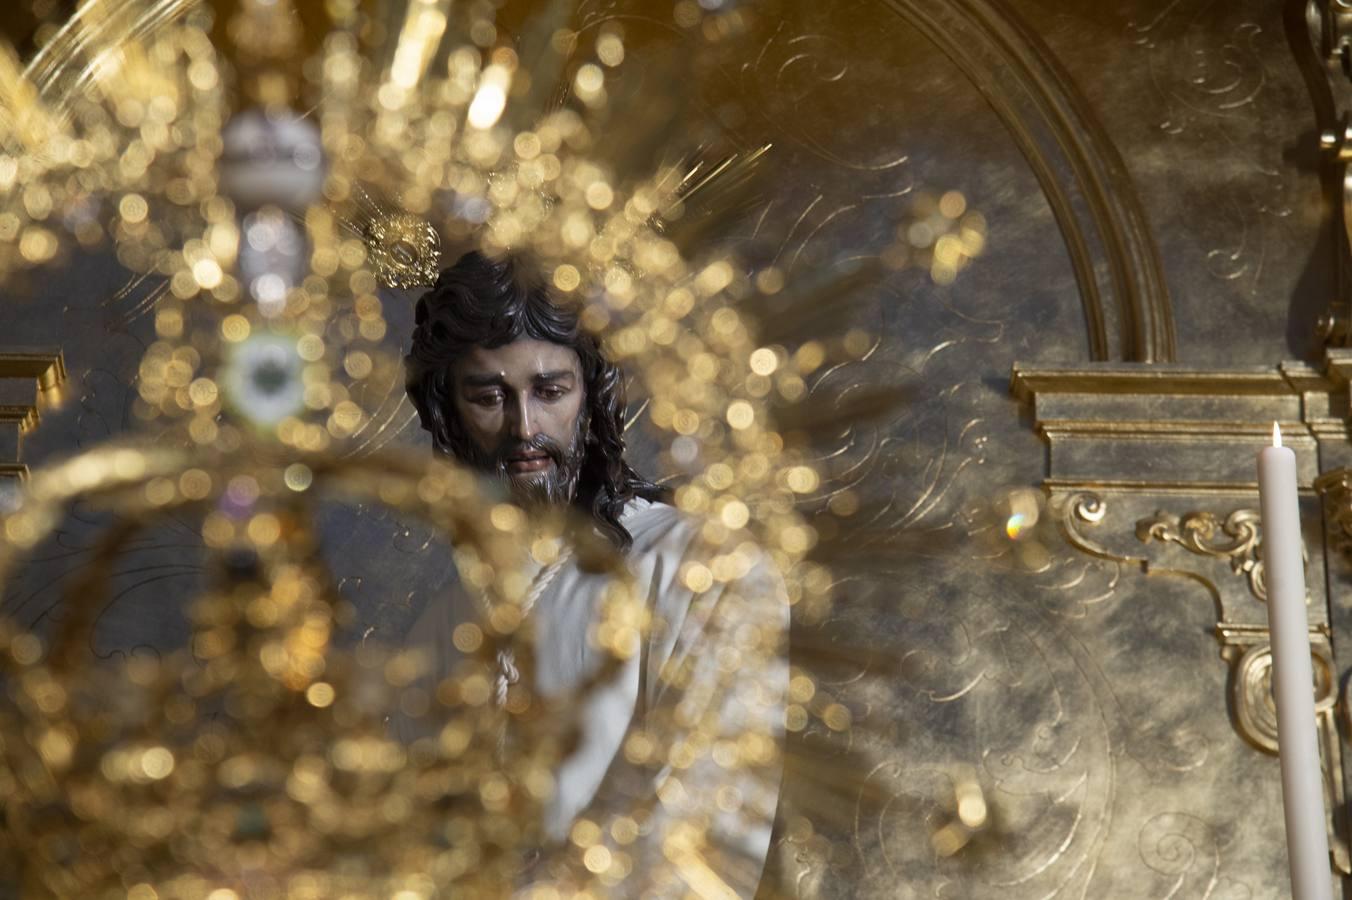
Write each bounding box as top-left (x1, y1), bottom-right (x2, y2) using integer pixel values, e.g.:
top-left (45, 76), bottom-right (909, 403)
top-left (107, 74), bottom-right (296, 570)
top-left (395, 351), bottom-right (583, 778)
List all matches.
top-left (1307, 0), bottom-right (1352, 343)
top-left (0, 349), bottom-right (66, 491)
top-left (334, 184), bottom-right (442, 290)
top-left (1053, 490), bottom-right (1141, 563)
top-left (1135, 509), bottom-right (1267, 601)
top-left (880, 0), bottom-right (1174, 362)
top-left (1316, 468), bottom-right (1352, 556)
top-left (1016, 358), bottom-right (1351, 888)
top-left (1219, 626), bottom-right (1337, 755)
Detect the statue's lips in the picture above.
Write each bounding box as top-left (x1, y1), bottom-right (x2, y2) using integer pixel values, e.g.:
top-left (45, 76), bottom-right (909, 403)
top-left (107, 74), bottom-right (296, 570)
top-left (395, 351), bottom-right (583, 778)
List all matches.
top-left (506, 454), bottom-right (551, 474)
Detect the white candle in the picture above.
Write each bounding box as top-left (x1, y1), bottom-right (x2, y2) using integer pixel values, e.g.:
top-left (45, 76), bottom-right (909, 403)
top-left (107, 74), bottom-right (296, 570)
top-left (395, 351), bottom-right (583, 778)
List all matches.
top-left (1259, 422), bottom-right (1331, 900)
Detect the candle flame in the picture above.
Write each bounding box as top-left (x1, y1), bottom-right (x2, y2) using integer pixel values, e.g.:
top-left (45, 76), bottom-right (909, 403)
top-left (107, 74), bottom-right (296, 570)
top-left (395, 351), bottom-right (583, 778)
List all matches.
top-left (1273, 421), bottom-right (1282, 448)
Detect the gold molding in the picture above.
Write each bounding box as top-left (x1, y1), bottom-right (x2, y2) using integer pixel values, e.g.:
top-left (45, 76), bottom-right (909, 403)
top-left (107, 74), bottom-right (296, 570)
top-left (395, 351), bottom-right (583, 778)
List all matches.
top-left (1011, 363), bottom-right (1315, 399)
top-left (1011, 362), bottom-right (1338, 489)
top-left (1045, 478), bottom-right (1277, 495)
top-left (880, 0), bottom-right (1174, 362)
top-left (0, 348), bottom-right (66, 481)
top-left (0, 349), bottom-right (66, 389)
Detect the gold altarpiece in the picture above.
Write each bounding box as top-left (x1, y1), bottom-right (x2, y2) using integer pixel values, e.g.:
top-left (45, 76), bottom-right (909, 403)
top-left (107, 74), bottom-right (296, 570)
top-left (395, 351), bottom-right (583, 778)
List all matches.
top-left (10, 0), bottom-right (1352, 896)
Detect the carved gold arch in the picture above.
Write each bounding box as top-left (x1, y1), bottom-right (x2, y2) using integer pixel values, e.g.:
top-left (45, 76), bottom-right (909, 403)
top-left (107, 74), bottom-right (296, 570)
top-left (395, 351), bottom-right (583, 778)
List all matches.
top-left (883, 0), bottom-right (1176, 363)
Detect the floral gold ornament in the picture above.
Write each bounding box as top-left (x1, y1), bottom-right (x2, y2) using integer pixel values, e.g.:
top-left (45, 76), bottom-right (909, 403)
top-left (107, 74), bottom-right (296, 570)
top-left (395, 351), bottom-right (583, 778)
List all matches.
top-left (360, 210), bottom-right (442, 290)
top-left (1136, 508), bottom-right (1272, 601)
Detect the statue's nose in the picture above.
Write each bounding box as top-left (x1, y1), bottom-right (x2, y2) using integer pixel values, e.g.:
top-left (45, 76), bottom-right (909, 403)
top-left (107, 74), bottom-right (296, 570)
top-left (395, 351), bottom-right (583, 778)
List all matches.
top-left (508, 396), bottom-right (534, 440)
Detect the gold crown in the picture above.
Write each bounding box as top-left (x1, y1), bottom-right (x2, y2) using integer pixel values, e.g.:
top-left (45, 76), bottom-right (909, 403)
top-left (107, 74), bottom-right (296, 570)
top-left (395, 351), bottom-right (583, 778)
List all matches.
top-left (337, 183), bottom-right (442, 290)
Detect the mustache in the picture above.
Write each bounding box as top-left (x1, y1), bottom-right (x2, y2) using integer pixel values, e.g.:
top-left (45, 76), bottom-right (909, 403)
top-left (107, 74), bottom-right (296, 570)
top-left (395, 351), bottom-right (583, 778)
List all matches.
top-left (491, 433), bottom-right (569, 471)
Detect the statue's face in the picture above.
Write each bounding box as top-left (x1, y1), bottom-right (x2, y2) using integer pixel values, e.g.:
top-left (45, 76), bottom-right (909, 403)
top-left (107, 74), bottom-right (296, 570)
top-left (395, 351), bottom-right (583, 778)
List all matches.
top-left (449, 338), bottom-right (587, 503)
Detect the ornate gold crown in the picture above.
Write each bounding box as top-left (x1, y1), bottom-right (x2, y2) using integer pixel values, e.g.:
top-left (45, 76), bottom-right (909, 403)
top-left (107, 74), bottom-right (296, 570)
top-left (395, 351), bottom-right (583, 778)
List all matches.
top-left (337, 183), bottom-right (442, 290)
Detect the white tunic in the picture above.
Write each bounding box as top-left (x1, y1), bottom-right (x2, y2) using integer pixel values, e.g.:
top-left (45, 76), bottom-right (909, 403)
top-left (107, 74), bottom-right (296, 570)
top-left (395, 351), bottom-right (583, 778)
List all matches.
top-left (396, 499), bottom-right (789, 897)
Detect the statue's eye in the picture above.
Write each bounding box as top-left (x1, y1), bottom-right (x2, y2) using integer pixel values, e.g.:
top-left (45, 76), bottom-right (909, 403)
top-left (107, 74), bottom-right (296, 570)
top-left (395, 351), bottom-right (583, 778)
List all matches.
top-left (471, 392), bottom-right (503, 408)
top-left (537, 385), bottom-right (566, 401)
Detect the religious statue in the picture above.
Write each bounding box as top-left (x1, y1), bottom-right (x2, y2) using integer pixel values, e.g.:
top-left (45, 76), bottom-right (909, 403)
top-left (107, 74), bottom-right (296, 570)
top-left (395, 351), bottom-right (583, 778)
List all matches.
top-left (400, 251), bottom-right (790, 896)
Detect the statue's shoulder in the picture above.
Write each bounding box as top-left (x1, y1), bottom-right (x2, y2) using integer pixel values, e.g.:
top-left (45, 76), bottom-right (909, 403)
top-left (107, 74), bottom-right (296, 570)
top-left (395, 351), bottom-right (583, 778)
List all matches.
top-left (620, 496), bottom-right (697, 553)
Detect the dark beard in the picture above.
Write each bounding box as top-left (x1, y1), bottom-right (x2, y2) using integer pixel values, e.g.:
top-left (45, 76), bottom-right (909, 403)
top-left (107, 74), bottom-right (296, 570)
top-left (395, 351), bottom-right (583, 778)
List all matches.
top-left (448, 415), bottom-right (587, 507)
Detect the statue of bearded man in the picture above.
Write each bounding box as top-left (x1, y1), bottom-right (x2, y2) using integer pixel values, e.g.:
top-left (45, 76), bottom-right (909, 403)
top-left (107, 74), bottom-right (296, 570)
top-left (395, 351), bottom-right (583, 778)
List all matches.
top-left (401, 251), bottom-right (788, 897)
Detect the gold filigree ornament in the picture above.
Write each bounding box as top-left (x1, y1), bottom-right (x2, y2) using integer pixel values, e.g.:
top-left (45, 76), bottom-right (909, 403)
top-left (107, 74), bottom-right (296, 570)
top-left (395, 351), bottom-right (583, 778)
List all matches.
top-left (0, 439), bottom-right (635, 897)
top-left (335, 182), bottom-right (443, 290)
top-left (363, 211), bottom-right (442, 289)
top-left (1226, 630), bottom-right (1338, 754)
top-left (1136, 508), bottom-right (1270, 601)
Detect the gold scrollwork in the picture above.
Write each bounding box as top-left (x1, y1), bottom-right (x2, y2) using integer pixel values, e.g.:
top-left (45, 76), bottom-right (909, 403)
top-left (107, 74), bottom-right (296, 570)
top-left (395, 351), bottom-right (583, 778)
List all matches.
top-left (1226, 636), bottom-right (1336, 754)
top-left (1053, 491), bottom-right (1144, 564)
top-left (1135, 508), bottom-right (1268, 601)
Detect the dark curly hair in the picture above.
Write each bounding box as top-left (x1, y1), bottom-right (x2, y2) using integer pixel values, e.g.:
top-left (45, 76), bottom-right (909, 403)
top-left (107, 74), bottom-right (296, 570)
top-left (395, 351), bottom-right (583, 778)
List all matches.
top-left (404, 251), bottom-right (664, 550)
